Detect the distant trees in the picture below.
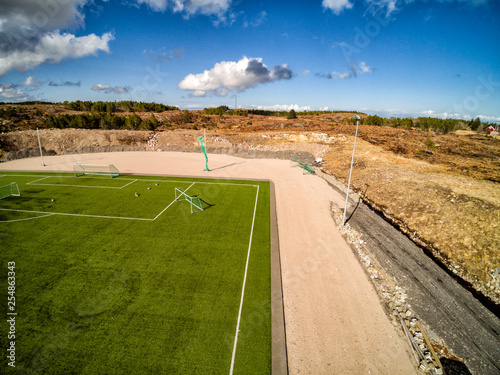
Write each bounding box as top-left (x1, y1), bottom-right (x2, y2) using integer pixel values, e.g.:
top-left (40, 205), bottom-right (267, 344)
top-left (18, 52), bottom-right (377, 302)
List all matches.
top-left (469, 117), bottom-right (481, 131)
top-left (365, 115), bottom-right (384, 126)
top-left (203, 106), bottom-right (232, 116)
top-left (42, 112), bottom-right (159, 131)
top-left (62, 100), bottom-right (178, 113)
top-left (358, 115), bottom-right (489, 134)
top-left (287, 109), bottom-right (297, 119)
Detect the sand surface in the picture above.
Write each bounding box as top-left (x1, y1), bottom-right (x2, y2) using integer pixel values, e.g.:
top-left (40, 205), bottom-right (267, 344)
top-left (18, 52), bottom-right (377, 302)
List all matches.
top-left (0, 151), bottom-right (417, 374)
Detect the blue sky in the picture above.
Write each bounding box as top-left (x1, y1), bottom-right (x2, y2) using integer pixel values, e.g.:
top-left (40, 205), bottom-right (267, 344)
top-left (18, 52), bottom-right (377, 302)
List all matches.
top-left (1, 0), bottom-right (499, 122)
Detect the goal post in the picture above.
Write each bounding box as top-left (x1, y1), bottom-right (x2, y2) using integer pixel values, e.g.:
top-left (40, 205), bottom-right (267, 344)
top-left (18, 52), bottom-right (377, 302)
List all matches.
top-left (74, 163), bottom-right (119, 178)
top-left (0, 182), bottom-right (20, 200)
top-left (174, 187), bottom-right (204, 214)
top-left (290, 157), bottom-right (315, 175)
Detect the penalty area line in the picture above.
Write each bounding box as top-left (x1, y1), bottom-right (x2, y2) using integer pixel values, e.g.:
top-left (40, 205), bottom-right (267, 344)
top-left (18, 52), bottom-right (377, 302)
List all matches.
top-left (229, 184), bottom-right (259, 375)
top-left (152, 182), bottom-right (196, 221)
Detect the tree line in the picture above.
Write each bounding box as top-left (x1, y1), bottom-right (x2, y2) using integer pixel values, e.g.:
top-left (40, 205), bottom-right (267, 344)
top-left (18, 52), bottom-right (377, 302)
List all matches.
top-left (43, 113), bottom-right (159, 131)
top-left (203, 106), bottom-right (364, 118)
top-left (63, 100), bottom-right (178, 113)
top-left (356, 115), bottom-right (496, 134)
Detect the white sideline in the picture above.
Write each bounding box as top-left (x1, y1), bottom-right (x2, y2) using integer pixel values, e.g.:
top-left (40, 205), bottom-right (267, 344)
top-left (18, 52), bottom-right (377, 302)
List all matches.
top-left (229, 184), bottom-right (260, 375)
top-left (0, 207), bottom-right (153, 221)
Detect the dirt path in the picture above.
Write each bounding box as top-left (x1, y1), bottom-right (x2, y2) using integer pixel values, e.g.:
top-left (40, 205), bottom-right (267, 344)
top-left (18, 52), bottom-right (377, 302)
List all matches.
top-left (0, 152), bottom-right (417, 374)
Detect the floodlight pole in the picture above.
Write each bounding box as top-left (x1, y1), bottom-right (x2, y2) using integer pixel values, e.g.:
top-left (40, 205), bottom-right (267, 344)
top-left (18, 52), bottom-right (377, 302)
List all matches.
top-left (36, 127), bottom-right (45, 167)
top-left (342, 115), bottom-right (360, 226)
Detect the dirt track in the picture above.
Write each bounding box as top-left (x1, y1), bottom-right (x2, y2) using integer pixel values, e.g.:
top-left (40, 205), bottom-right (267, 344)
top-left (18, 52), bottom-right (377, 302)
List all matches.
top-left (0, 151), bottom-right (418, 374)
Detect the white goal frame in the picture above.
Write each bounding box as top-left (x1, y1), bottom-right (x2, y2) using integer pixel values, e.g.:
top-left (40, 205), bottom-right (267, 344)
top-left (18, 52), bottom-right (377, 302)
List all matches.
top-left (174, 187), bottom-right (204, 214)
top-left (0, 182), bottom-right (20, 200)
top-left (74, 163), bottom-right (119, 178)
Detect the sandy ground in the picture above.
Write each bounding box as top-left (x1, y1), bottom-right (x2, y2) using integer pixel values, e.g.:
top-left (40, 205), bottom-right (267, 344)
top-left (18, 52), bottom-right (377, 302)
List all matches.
top-left (0, 152), bottom-right (418, 374)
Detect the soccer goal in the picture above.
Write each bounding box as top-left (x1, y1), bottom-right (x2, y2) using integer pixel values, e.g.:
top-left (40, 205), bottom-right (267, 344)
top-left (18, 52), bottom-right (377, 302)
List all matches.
top-left (290, 157), bottom-right (315, 175)
top-left (175, 187), bottom-right (204, 214)
top-left (74, 163), bottom-right (120, 178)
top-left (0, 182), bottom-right (20, 200)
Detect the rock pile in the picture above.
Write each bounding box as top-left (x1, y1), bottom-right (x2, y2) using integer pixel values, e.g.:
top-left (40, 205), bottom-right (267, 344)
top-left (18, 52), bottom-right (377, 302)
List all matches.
top-left (146, 132), bottom-right (159, 150)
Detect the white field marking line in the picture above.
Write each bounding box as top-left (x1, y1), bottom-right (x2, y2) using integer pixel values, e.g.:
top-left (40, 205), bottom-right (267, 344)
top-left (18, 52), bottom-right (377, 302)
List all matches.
top-left (229, 184), bottom-right (259, 375)
top-left (0, 208), bottom-right (152, 221)
top-left (0, 213), bottom-right (55, 223)
top-left (120, 179), bottom-right (138, 189)
top-left (152, 182), bottom-right (196, 221)
top-left (27, 183), bottom-right (127, 189)
top-left (4, 174), bottom-right (259, 188)
top-left (26, 176), bottom-right (50, 185)
top-left (27, 176), bottom-right (135, 189)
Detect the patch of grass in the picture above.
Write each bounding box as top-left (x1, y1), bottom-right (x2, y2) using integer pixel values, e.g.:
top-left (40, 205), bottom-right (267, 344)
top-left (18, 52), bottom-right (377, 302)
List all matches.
top-left (0, 172), bottom-right (271, 374)
top-left (424, 136), bottom-right (436, 150)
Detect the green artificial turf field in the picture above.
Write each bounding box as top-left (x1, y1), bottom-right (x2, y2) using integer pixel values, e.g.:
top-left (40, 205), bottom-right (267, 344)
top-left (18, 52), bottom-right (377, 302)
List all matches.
top-left (0, 172), bottom-right (271, 374)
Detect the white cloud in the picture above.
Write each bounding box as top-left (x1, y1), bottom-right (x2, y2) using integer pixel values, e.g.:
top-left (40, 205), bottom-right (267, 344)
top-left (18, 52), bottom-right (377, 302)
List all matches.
top-left (91, 83), bottom-right (130, 94)
top-left (359, 62), bottom-right (374, 73)
top-left (0, 1), bottom-right (113, 76)
top-left (322, 0), bottom-right (353, 15)
top-left (135, 0), bottom-right (232, 19)
top-left (0, 83), bottom-right (29, 101)
top-left (0, 32), bottom-right (113, 76)
top-left (22, 76), bottom-right (43, 87)
top-left (178, 56), bottom-right (293, 97)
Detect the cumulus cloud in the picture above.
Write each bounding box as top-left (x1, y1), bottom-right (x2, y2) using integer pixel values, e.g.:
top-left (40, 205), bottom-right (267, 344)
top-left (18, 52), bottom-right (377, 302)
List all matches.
top-left (91, 83), bottom-right (130, 94)
top-left (322, 0), bottom-right (353, 15)
top-left (178, 56), bottom-right (293, 97)
top-left (0, 0), bottom-right (113, 76)
top-left (0, 83), bottom-right (29, 101)
top-left (316, 62), bottom-right (374, 79)
top-left (22, 76), bottom-right (44, 87)
top-left (134, 0), bottom-right (232, 19)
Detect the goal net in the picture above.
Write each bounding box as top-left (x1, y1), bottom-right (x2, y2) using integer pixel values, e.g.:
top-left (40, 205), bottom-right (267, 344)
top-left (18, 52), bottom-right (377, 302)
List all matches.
top-left (74, 163), bottom-right (120, 178)
top-left (290, 157), bottom-right (315, 175)
top-left (0, 182), bottom-right (20, 200)
top-left (175, 187), bottom-right (204, 214)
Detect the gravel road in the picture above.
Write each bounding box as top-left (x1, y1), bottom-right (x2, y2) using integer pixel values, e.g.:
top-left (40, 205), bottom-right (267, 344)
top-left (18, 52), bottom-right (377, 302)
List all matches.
top-left (344, 196), bottom-right (500, 375)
